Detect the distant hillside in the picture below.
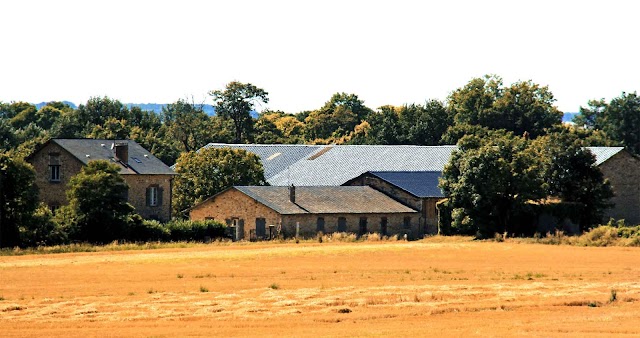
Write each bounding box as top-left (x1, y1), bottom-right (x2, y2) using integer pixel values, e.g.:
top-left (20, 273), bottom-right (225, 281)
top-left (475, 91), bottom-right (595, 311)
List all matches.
top-left (563, 112), bottom-right (579, 123)
top-left (125, 103), bottom-right (217, 116)
top-left (34, 101), bottom-right (78, 110)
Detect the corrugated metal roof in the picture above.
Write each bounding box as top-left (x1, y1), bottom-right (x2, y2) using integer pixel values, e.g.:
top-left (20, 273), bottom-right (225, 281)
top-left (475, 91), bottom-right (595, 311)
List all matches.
top-left (235, 186), bottom-right (418, 214)
top-left (203, 143), bottom-right (325, 179)
top-left (52, 139), bottom-right (176, 175)
top-left (586, 147), bottom-right (625, 165)
top-left (201, 144), bottom-right (625, 186)
top-left (268, 145), bottom-right (457, 186)
top-left (368, 171), bottom-right (444, 198)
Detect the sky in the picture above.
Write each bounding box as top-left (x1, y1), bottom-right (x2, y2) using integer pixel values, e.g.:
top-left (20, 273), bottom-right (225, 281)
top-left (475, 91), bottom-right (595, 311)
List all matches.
top-left (1, 0), bottom-right (639, 113)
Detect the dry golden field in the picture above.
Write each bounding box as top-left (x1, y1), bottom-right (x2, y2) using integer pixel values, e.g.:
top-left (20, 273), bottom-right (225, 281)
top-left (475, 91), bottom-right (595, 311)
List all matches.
top-left (2, 238), bottom-right (640, 337)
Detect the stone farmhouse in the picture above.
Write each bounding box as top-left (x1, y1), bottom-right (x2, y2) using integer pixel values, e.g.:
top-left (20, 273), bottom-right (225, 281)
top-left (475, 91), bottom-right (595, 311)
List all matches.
top-left (199, 144), bottom-right (639, 238)
top-left (189, 186), bottom-right (420, 240)
top-left (28, 139), bottom-right (176, 221)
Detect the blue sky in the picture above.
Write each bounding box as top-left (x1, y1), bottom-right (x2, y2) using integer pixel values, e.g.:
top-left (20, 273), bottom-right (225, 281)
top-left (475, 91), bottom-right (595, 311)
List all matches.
top-left (1, 0), bottom-right (638, 113)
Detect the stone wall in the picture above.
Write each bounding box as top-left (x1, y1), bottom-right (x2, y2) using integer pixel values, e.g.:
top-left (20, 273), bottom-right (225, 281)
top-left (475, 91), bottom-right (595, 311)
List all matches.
top-left (29, 142), bottom-right (173, 222)
top-left (189, 188), bottom-right (282, 240)
top-left (29, 142), bottom-right (84, 208)
top-left (189, 188), bottom-right (422, 240)
top-left (345, 174), bottom-right (442, 234)
top-left (125, 174), bottom-right (173, 222)
top-left (599, 151), bottom-right (640, 224)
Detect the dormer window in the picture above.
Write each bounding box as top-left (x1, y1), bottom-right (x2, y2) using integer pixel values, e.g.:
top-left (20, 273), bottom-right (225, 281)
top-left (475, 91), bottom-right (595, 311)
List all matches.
top-left (49, 153), bottom-right (61, 182)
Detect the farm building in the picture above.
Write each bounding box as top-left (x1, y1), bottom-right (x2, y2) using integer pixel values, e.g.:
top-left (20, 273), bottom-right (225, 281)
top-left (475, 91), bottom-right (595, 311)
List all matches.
top-left (344, 171), bottom-right (444, 234)
top-left (28, 139), bottom-right (177, 221)
top-left (202, 144), bottom-right (639, 227)
top-left (189, 185), bottom-right (420, 240)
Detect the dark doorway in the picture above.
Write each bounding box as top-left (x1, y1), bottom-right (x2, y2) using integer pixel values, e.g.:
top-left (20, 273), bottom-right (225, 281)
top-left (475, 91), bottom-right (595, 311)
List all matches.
top-left (256, 218), bottom-right (266, 239)
top-left (359, 217), bottom-right (368, 235)
top-left (337, 217), bottom-right (347, 232)
top-left (317, 217), bottom-right (325, 233)
top-left (380, 217), bottom-right (388, 236)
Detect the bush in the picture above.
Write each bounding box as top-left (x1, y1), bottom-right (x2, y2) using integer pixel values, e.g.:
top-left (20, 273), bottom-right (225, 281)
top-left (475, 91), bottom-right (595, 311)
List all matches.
top-left (165, 219), bottom-right (227, 242)
top-left (125, 218), bottom-right (170, 242)
top-left (19, 203), bottom-right (68, 247)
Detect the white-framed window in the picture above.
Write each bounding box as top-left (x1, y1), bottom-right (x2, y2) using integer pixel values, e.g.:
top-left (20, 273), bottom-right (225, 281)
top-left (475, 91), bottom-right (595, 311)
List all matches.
top-left (150, 186), bottom-right (158, 206)
top-left (146, 186), bottom-right (160, 207)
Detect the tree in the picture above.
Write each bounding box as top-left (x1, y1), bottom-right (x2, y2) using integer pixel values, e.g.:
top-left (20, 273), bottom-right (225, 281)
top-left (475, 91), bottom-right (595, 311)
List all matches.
top-left (532, 133), bottom-right (614, 231)
top-left (398, 101), bottom-right (451, 145)
top-left (172, 147), bottom-right (266, 216)
top-left (0, 153), bottom-right (39, 247)
top-left (351, 105), bottom-right (400, 145)
top-left (439, 132), bottom-right (544, 237)
top-left (62, 160), bottom-right (137, 243)
top-left (603, 92), bottom-right (640, 156)
top-left (304, 93), bottom-right (373, 141)
top-left (209, 82), bottom-right (269, 143)
top-left (446, 75), bottom-right (562, 142)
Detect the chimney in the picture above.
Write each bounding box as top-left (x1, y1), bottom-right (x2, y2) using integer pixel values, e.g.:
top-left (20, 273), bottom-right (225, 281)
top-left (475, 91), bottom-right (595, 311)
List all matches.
top-left (289, 185), bottom-right (295, 203)
top-left (114, 141), bottom-right (129, 164)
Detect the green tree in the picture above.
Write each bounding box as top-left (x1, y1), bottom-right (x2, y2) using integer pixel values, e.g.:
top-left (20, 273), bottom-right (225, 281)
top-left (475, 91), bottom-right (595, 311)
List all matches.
top-left (209, 82), bottom-right (269, 143)
top-left (532, 133), bottom-right (614, 230)
top-left (351, 105), bottom-right (400, 145)
top-left (172, 147), bottom-right (266, 216)
top-left (603, 92), bottom-right (640, 155)
top-left (439, 132), bottom-right (544, 238)
top-left (304, 93), bottom-right (373, 141)
top-left (447, 75), bottom-right (562, 142)
top-left (62, 160), bottom-right (137, 243)
top-left (399, 101), bottom-right (451, 145)
top-left (0, 153), bottom-right (39, 247)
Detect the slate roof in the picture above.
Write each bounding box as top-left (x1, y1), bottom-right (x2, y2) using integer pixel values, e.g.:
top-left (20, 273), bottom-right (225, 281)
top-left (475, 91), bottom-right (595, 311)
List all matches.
top-left (234, 186), bottom-right (418, 215)
top-left (367, 171), bottom-right (445, 198)
top-left (268, 145), bottom-right (457, 186)
top-left (203, 143), bottom-right (324, 179)
top-left (586, 147), bottom-right (625, 165)
top-left (50, 139), bottom-right (175, 175)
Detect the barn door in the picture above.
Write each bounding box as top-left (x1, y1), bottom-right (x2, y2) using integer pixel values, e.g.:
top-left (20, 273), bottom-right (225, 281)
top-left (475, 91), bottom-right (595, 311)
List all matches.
top-left (337, 217), bottom-right (347, 232)
top-left (256, 218), bottom-right (266, 239)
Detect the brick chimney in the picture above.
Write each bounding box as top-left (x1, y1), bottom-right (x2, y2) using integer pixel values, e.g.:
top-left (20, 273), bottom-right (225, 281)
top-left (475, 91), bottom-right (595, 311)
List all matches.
top-left (289, 185), bottom-right (295, 203)
top-left (114, 141), bottom-right (129, 164)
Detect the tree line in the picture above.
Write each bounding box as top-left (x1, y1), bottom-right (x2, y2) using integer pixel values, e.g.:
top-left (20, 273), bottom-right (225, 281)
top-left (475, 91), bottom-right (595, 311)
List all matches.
top-left (1, 75), bottom-right (639, 246)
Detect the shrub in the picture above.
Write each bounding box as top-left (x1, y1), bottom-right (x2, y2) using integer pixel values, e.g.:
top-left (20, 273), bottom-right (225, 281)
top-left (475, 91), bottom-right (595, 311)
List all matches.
top-left (165, 219), bottom-right (227, 242)
top-left (125, 219), bottom-right (170, 242)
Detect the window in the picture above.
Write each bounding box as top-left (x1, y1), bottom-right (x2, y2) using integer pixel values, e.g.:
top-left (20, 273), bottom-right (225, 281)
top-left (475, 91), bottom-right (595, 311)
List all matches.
top-left (49, 165), bottom-right (61, 182)
top-left (146, 186), bottom-right (161, 207)
top-left (49, 153), bottom-right (60, 182)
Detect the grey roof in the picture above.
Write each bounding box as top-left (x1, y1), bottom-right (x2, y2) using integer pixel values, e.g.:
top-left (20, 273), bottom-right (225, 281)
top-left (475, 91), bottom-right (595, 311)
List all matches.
top-left (268, 145), bottom-right (457, 186)
top-left (199, 144), bottom-right (625, 187)
top-left (203, 143), bottom-right (324, 179)
top-left (367, 171), bottom-right (444, 198)
top-left (586, 147), bottom-right (625, 165)
top-left (51, 139), bottom-right (175, 175)
top-left (234, 186), bottom-right (418, 215)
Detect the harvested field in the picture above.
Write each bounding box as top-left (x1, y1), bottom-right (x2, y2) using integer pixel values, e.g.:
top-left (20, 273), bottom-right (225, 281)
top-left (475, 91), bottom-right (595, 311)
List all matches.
top-left (2, 238), bottom-right (640, 337)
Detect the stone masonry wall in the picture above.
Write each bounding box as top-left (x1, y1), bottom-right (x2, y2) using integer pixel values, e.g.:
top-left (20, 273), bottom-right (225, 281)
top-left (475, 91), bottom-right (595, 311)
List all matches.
top-left (599, 151), bottom-right (640, 224)
top-left (189, 188), bottom-right (282, 240)
top-left (125, 174), bottom-right (173, 222)
top-left (29, 142), bottom-right (84, 208)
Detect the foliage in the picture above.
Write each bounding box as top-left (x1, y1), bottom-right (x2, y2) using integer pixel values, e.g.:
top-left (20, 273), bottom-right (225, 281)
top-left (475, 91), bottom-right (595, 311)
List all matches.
top-left (447, 75), bottom-right (562, 141)
top-left (439, 132), bottom-right (545, 238)
top-left (172, 147), bottom-right (266, 215)
top-left (575, 92), bottom-right (640, 156)
top-left (0, 153), bottom-right (39, 247)
top-left (64, 160), bottom-right (138, 243)
top-left (209, 82), bottom-right (269, 143)
top-left (19, 203), bottom-right (68, 247)
top-left (164, 219), bottom-right (228, 241)
top-left (304, 93), bottom-right (372, 140)
top-left (532, 133), bottom-right (614, 231)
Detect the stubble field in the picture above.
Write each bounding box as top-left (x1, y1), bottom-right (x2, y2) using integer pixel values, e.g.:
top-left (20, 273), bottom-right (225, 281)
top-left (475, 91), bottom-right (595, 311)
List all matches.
top-left (1, 238), bottom-right (640, 337)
